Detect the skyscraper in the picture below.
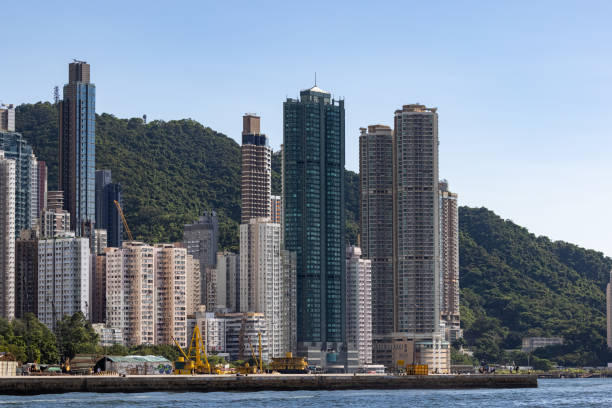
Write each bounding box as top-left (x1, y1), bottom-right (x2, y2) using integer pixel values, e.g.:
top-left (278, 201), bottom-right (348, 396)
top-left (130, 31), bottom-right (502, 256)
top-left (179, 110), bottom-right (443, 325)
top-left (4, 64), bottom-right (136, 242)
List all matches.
top-left (95, 170), bottom-right (123, 247)
top-left (283, 85), bottom-right (348, 370)
top-left (0, 131), bottom-right (39, 234)
top-left (211, 251), bottom-right (240, 311)
top-left (59, 61), bottom-right (96, 237)
top-left (439, 180), bottom-right (461, 342)
top-left (36, 161), bottom-right (47, 218)
top-left (241, 114), bottom-right (271, 223)
top-left (183, 211), bottom-right (219, 304)
top-left (346, 246), bottom-right (372, 366)
top-left (0, 151), bottom-right (16, 320)
top-left (393, 104), bottom-right (448, 372)
top-left (359, 125), bottom-right (394, 350)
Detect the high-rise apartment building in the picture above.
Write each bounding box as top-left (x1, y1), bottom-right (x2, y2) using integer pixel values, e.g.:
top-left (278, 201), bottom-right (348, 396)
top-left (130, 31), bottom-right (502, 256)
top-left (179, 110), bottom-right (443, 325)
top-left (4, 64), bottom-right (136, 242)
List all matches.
top-left (221, 312), bottom-right (269, 362)
top-left (241, 114), bottom-right (271, 224)
top-left (38, 233), bottom-right (90, 329)
top-left (92, 253), bottom-right (107, 324)
top-left (283, 85), bottom-right (348, 370)
top-left (0, 151), bottom-right (16, 320)
top-left (0, 131), bottom-right (38, 234)
top-left (154, 244), bottom-right (188, 347)
top-left (393, 104), bottom-right (448, 372)
top-left (607, 269), bottom-right (612, 349)
top-left (211, 251), bottom-right (240, 312)
top-left (186, 254), bottom-right (201, 317)
top-left (439, 180), bottom-right (461, 342)
top-left (359, 125), bottom-right (394, 350)
top-left (183, 211), bottom-right (219, 304)
top-left (105, 242), bottom-right (190, 347)
top-left (346, 246), bottom-right (372, 366)
top-left (239, 218), bottom-right (295, 357)
top-left (59, 61), bottom-right (96, 237)
top-left (40, 207), bottom-right (71, 238)
top-left (0, 104), bottom-right (15, 132)
top-left (15, 230), bottom-right (39, 319)
top-left (95, 170), bottom-right (123, 247)
top-left (270, 195), bottom-right (281, 224)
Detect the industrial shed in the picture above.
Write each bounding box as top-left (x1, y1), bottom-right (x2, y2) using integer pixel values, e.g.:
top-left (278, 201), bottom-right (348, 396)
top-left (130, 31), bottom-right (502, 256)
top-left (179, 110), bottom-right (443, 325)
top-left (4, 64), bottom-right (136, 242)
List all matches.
top-left (95, 355), bottom-right (173, 375)
top-left (0, 353), bottom-right (18, 376)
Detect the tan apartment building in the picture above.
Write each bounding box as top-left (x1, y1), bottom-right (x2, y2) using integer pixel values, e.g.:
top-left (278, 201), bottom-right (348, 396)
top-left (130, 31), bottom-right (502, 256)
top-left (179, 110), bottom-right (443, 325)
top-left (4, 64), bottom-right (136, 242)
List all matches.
top-left (241, 114), bottom-right (271, 223)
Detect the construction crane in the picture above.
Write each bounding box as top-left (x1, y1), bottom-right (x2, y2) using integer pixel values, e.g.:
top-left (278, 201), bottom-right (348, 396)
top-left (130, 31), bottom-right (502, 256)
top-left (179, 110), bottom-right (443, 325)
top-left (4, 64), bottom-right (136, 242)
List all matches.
top-left (247, 332), bottom-right (264, 373)
top-left (113, 200), bottom-right (134, 241)
top-left (173, 324), bottom-right (214, 374)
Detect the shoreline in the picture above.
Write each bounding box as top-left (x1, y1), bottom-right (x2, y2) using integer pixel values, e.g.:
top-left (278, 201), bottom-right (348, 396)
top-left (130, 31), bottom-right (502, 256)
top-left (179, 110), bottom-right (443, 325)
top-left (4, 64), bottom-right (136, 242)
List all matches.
top-left (0, 374), bottom-right (537, 395)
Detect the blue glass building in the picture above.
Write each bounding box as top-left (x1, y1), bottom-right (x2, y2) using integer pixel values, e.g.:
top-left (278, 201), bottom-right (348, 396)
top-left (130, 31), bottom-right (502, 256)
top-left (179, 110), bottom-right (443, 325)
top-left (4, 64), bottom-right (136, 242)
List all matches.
top-left (95, 169), bottom-right (123, 248)
top-left (283, 86), bottom-right (352, 371)
top-left (59, 61), bottom-right (96, 237)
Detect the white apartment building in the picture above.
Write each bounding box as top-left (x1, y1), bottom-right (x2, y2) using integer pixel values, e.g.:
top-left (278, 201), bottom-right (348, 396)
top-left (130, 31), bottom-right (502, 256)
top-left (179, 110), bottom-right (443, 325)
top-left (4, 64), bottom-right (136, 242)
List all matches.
top-left (0, 151), bottom-right (16, 320)
top-left (240, 218), bottom-right (294, 358)
top-left (40, 207), bottom-right (71, 238)
top-left (38, 233), bottom-right (90, 329)
top-left (346, 246), bottom-right (373, 366)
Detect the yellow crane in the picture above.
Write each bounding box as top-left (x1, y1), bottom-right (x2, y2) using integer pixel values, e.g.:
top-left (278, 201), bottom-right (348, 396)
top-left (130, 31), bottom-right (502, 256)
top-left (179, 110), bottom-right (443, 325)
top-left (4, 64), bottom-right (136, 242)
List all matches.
top-left (247, 332), bottom-right (264, 373)
top-left (113, 200), bottom-right (134, 241)
top-left (173, 324), bottom-right (214, 374)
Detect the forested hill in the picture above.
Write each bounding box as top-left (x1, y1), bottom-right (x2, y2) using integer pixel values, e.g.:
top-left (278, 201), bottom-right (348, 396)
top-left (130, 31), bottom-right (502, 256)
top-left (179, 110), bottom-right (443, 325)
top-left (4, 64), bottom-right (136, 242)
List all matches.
top-left (16, 102), bottom-right (612, 366)
top-left (459, 207), bottom-right (612, 366)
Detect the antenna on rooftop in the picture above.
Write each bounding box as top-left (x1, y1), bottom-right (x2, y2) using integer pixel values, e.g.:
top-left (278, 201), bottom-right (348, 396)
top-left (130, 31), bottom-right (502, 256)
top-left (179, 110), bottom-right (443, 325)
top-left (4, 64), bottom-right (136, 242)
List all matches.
top-left (314, 72), bottom-right (317, 86)
top-left (53, 86), bottom-right (59, 105)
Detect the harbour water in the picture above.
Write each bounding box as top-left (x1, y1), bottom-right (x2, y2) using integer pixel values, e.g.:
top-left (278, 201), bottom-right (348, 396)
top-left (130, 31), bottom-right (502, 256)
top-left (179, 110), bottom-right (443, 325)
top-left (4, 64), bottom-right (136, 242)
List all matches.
top-left (0, 378), bottom-right (610, 407)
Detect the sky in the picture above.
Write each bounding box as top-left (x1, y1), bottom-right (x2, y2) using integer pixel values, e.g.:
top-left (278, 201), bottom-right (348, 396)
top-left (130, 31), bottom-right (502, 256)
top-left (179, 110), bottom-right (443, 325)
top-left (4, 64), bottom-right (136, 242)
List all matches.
top-left (2, 0), bottom-right (612, 256)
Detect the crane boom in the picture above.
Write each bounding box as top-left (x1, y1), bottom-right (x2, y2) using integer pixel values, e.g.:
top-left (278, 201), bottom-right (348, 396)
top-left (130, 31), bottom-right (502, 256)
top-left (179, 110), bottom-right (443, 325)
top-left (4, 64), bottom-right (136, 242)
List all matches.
top-left (113, 200), bottom-right (134, 241)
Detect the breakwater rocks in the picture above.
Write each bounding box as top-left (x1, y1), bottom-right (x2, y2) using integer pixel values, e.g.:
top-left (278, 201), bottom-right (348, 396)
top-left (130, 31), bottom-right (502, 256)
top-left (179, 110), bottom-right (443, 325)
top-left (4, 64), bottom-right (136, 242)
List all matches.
top-left (0, 374), bottom-right (537, 395)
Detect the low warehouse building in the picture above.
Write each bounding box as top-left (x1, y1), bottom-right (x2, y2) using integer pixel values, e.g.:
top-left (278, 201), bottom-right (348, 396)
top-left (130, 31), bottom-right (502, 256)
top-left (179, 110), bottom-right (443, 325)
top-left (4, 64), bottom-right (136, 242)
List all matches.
top-left (95, 355), bottom-right (172, 375)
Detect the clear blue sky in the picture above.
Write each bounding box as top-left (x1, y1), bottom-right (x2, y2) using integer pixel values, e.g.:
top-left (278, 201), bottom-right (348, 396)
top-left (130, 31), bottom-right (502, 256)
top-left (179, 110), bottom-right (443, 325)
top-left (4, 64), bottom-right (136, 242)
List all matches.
top-left (3, 0), bottom-right (612, 256)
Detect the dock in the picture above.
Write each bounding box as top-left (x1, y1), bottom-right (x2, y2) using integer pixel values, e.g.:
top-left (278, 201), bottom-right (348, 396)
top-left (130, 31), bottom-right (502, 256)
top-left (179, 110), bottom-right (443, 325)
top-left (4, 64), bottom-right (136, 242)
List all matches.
top-left (0, 374), bottom-right (537, 395)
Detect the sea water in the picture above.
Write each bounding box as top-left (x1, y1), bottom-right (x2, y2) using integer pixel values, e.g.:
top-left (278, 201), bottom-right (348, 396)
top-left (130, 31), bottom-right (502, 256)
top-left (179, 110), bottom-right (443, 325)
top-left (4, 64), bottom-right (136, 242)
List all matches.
top-left (1, 378), bottom-right (611, 407)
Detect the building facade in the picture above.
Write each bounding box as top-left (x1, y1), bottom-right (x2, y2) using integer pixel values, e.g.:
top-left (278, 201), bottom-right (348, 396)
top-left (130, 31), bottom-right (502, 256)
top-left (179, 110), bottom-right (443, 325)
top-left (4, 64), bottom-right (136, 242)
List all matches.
top-left (270, 195), bottom-right (281, 224)
top-left (38, 233), bottom-right (90, 329)
top-left (211, 251), bottom-right (240, 312)
top-left (439, 180), bottom-right (461, 342)
top-left (185, 254), bottom-right (201, 317)
top-left (346, 246), bottom-right (372, 366)
top-left (40, 207), bottom-right (71, 238)
top-left (183, 211), bottom-right (219, 304)
top-left (95, 170), bottom-right (123, 248)
top-left (58, 61), bottom-right (96, 237)
top-left (0, 151), bottom-right (16, 319)
top-left (283, 85), bottom-right (348, 370)
top-left (241, 114), bottom-right (271, 223)
top-left (15, 230), bottom-right (39, 319)
top-left (220, 312), bottom-right (268, 362)
top-left (0, 131), bottom-right (38, 234)
top-left (154, 244), bottom-right (188, 347)
top-left (0, 103), bottom-right (15, 132)
top-left (359, 124), bottom-right (394, 364)
top-left (36, 161), bottom-right (47, 218)
top-left (239, 218), bottom-right (295, 358)
top-left (106, 242), bottom-right (155, 347)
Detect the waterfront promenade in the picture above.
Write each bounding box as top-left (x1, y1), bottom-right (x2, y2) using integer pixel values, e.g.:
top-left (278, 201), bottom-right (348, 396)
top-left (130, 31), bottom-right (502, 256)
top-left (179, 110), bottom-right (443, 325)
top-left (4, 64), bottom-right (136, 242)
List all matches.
top-left (0, 374), bottom-right (537, 395)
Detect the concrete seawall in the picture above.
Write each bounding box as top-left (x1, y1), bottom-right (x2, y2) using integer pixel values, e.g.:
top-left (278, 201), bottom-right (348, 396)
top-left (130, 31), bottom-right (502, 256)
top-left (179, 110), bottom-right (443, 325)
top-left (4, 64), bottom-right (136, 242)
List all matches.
top-left (0, 374), bottom-right (537, 395)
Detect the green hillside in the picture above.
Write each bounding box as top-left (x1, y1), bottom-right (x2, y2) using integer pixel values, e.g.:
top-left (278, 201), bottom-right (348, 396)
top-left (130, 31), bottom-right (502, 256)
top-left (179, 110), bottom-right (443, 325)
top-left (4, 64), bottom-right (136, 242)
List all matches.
top-left (459, 207), bottom-right (612, 366)
top-left (15, 102), bottom-right (612, 366)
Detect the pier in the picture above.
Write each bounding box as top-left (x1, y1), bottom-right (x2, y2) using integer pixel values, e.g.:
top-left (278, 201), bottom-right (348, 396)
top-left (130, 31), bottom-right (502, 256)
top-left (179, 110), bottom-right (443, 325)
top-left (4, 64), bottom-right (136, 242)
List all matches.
top-left (0, 374), bottom-right (537, 395)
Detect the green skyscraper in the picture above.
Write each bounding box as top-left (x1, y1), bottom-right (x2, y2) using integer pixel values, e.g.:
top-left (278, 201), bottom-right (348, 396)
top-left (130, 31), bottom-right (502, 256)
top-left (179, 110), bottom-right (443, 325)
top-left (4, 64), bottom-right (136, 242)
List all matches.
top-left (283, 85), bottom-right (355, 371)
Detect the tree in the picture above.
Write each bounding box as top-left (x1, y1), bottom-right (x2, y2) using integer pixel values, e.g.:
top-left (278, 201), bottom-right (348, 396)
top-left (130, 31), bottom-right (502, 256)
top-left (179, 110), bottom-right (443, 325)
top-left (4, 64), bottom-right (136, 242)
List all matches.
top-left (55, 312), bottom-right (99, 360)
